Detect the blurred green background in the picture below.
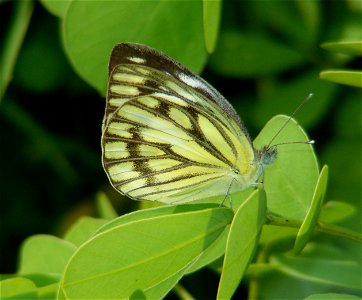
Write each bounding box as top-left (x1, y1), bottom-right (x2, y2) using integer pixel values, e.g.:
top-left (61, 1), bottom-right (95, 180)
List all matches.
top-left (0, 0), bottom-right (361, 298)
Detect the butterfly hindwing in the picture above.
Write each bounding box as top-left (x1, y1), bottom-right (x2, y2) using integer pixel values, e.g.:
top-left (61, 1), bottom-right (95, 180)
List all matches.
top-left (102, 43), bottom-right (259, 203)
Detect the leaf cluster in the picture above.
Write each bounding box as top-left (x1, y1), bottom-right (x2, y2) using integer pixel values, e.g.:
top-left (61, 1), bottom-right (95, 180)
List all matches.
top-left (0, 1), bottom-right (361, 299)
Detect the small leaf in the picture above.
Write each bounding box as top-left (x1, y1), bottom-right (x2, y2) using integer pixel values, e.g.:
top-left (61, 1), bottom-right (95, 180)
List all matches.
top-left (96, 203), bottom-right (219, 234)
top-left (320, 70), bottom-right (362, 88)
top-left (202, 0), bottom-right (222, 53)
top-left (217, 189), bottom-right (267, 300)
top-left (319, 201), bottom-right (355, 223)
top-left (95, 192), bottom-right (118, 220)
top-left (321, 41), bottom-right (362, 56)
top-left (209, 30), bottom-right (304, 77)
top-left (294, 165), bottom-right (329, 254)
top-left (64, 217), bottom-right (108, 247)
top-left (39, 0), bottom-right (70, 18)
top-left (251, 69), bottom-right (337, 129)
top-left (0, 277), bottom-right (37, 300)
top-left (18, 235), bottom-right (76, 278)
top-left (61, 207), bottom-right (233, 299)
top-left (271, 243), bottom-right (361, 289)
top-left (259, 225), bottom-right (298, 244)
top-left (305, 293), bottom-right (361, 299)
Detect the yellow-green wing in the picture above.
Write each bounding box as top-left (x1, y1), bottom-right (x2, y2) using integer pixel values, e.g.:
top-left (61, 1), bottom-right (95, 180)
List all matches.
top-left (101, 43), bottom-right (258, 203)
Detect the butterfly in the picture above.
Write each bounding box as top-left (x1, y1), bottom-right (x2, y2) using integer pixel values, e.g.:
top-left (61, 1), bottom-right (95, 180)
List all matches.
top-left (101, 43), bottom-right (277, 204)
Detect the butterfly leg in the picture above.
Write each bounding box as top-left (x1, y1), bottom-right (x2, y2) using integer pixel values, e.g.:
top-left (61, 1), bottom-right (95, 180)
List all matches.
top-left (220, 178), bottom-right (236, 208)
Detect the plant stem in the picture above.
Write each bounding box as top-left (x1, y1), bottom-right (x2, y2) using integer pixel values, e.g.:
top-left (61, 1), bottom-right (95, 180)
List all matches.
top-left (266, 213), bottom-right (362, 243)
top-left (0, 0), bottom-right (34, 101)
top-left (173, 283), bottom-right (196, 300)
top-left (317, 221), bottom-right (362, 243)
top-left (247, 248), bottom-right (269, 300)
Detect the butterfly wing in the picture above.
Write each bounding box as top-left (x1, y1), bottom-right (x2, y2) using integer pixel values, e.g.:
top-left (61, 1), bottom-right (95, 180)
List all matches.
top-left (102, 43), bottom-right (258, 203)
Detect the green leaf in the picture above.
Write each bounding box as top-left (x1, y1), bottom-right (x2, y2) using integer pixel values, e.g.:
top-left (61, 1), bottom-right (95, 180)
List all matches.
top-left (217, 189), bottom-right (267, 300)
top-left (0, 277), bottom-right (37, 300)
top-left (39, 0), bottom-right (70, 18)
top-left (63, 217), bottom-right (108, 247)
top-left (142, 259), bottom-right (196, 299)
top-left (271, 243), bottom-right (361, 290)
top-left (252, 69), bottom-right (337, 129)
top-left (209, 30), bottom-right (304, 77)
top-left (202, 0), bottom-right (222, 53)
top-left (186, 223), bottom-right (229, 274)
top-left (259, 225), bottom-right (298, 245)
top-left (18, 235), bottom-right (76, 279)
top-left (62, 1), bottom-right (207, 94)
top-left (95, 192), bottom-right (118, 220)
top-left (186, 190), bottom-right (258, 273)
top-left (61, 207), bottom-right (233, 299)
top-left (95, 203), bottom-right (219, 234)
top-left (37, 283), bottom-right (59, 300)
top-left (247, 1), bottom-right (317, 51)
top-left (305, 293), bottom-right (361, 299)
top-left (254, 115), bottom-right (319, 221)
top-left (294, 165), bottom-right (329, 254)
top-left (321, 41), bottom-right (362, 56)
top-left (296, 0), bottom-right (321, 36)
top-left (319, 201), bottom-right (355, 224)
top-left (319, 70), bottom-right (362, 88)
top-left (13, 17), bottom-right (70, 94)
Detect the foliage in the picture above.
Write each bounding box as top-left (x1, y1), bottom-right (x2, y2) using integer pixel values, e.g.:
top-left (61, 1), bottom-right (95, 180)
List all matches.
top-left (0, 0), bottom-right (361, 299)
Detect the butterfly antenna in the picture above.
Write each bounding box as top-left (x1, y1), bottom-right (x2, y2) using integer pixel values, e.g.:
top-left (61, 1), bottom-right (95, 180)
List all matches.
top-left (267, 93), bottom-right (314, 148)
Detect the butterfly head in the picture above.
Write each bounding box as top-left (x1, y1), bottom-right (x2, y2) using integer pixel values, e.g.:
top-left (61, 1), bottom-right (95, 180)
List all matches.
top-left (258, 146), bottom-right (277, 167)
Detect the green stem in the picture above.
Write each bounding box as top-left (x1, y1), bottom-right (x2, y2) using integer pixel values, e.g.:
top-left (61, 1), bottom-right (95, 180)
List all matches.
top-left (317, 221), bottom-right (362, 243)
top-left (0, 0), bottom-right (34, 101)
top-left (173, 284), bottom-right (196, 300)
top-left (247, 247), bottom-right (269, 300)
top-left (266, 213), bottom-right (362, 243)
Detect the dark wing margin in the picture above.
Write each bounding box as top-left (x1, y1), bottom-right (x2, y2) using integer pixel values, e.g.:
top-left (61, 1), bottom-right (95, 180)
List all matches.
top-left (108, 43), bottom-right (247, 133)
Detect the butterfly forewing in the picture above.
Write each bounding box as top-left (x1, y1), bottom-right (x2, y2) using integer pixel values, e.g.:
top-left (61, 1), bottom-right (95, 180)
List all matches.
top-left (101, 43), bottom-right (259, 204)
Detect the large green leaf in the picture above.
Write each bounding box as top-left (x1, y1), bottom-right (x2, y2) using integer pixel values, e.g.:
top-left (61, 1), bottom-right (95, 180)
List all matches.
top-left (217, 189), bottom-right (267, 300)
top-left (62, 0), bottom-right (207, 94)
top-left (254, 115), bottom-right (319, 221)
top-left (60, 207), bottom-right (232, 299)
top-left (95, 203), bottom-right (219, 234)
